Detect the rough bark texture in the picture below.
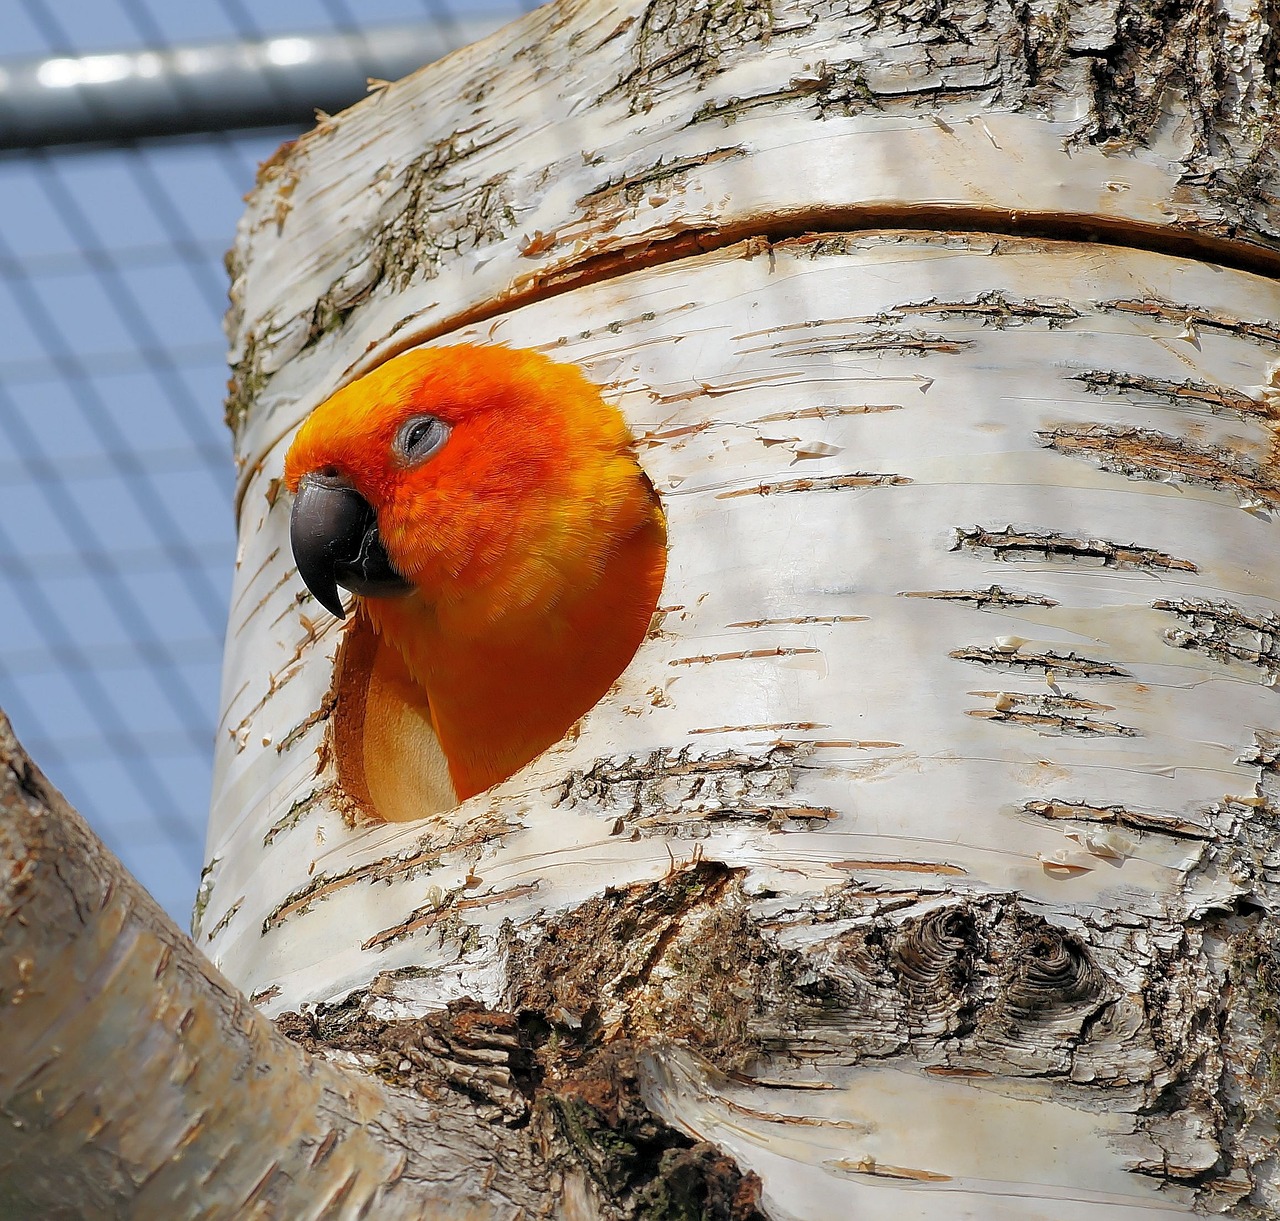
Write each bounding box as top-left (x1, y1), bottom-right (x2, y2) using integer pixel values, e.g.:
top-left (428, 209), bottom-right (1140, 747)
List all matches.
top-left (0, 711), bottom-right (771, 1219)
top-left (221, 0), bottom-right (1280, 454)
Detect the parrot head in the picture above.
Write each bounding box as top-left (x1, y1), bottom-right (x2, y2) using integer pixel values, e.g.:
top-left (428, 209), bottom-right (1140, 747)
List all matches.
top-left (284, 344), bottom-right (660, 632)
top-left (282, 344), bottom-right (667, 803)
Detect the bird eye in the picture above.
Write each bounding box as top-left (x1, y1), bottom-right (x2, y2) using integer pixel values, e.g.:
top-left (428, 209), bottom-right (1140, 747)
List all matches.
top-left (394, 414), bottom-right (450, 464)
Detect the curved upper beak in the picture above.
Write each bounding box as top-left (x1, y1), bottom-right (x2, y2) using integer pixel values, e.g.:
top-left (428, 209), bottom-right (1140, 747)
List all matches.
top-left (289, 473), bottom-right (413, 619)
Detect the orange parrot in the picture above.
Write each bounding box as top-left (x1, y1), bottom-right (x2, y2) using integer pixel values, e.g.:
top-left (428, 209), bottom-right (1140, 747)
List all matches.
top-left (283, 344), bottom-right (667, 807)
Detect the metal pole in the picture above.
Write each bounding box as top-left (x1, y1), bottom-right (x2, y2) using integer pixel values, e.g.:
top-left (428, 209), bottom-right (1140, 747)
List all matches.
top-left (0, 20), bottom-right (507, 150)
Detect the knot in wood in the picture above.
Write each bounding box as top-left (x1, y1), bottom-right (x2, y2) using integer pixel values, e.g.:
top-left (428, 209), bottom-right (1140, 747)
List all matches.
top-left (1004, 929), bottom-right (1103, 1019)
top-left (892, 907), bottom-right (975, 991)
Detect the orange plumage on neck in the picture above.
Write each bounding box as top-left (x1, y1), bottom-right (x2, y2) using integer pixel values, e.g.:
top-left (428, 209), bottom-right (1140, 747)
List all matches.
top-left (285, 344), bottom-right (667, 804)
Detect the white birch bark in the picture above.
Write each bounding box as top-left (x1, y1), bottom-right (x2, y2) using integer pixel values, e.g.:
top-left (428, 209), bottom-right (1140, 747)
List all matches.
top-left (204, 0), bottom-right (1280, 1216)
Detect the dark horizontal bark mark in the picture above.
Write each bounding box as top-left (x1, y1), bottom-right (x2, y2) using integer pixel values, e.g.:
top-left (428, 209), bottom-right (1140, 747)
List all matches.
top-left (668, 646), bottom-right (822, 665)
top-left (1154, 598), bottom-right (1280, 681)
top-left (954, 525), bottom-right (1198, 572)
top-left (1101, 298), bottom-right (1280, 350)
top-left (274, 686), bottom-right (335, 755)
top-left (1022, 798), bottom-right (1214, 839)
top-left (740, 329), bottom-right (972, 357)
top-left (633, 804), bottom-right (838, 832)
top-left (262, 788), bottom-right (324, 847)
top-left (968, 690), bottom-right (1139, 736)
top-left (751, 403), bottom-right (903, 421)
top-left (832, 858), bottom-right (967, 875)
top-left (204, 898), bottom-right (243, 943)
top-left (557, 744), bottom-right (818, 838)
top-left (901, 585), bottom-right (1060, 607)
top-left (362, 882), bottom-right (540, 953)
top-left (897, 290), bottom-right (1082, 327)
top-left (970, 709), bottom-right (1137, 736)
top-left (717, 472), bottom-right (910, 498)
top-left (261, 818), bottom-right (518, 932)
top-left (577, 146), bottom-right (748, 214)
top-left (1074, 369), bottom-right (1270, 419)
top-left (950, 646), bottom-right (1131, 677)
top-left (687, 59), bottom-right (884, 125)
top-left (725, 615), bottom-right (868, 627)
top-left (1038, 425), bottom-right (1280, 506)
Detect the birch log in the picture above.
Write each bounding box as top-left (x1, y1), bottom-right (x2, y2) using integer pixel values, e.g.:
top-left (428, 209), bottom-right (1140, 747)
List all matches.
top-left (208, 0), bottom-right (1280, 1216)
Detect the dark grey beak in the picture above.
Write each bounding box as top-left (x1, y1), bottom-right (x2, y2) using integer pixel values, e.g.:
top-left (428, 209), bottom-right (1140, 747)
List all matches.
top-left (289, 473), bottom-right (413, 619)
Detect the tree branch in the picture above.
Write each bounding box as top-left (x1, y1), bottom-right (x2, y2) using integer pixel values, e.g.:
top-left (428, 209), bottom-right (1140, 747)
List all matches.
top-left (0, 712), bottom-right (542, 1219)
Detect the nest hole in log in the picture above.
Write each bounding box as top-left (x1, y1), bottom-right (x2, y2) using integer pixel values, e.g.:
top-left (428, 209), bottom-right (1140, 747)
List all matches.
top-left (325, 487), bottom-right (668, 824)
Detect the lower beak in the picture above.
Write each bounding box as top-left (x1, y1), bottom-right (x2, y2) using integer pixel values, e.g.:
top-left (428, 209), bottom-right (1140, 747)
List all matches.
top-left (289, 474), bottom-right (413, 618)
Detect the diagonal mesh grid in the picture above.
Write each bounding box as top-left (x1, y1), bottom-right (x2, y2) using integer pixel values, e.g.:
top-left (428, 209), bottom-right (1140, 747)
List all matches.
top-left (0, 0), bottom-right (532, 921)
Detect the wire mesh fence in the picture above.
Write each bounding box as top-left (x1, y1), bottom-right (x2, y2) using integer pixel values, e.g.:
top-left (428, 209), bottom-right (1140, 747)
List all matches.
top-left (0, 0), bottom-right (531, 922)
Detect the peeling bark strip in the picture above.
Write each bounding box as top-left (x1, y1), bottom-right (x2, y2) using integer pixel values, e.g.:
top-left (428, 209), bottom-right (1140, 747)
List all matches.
top-left (1101, 299), bottom-right (1280, 350)
top-left (1039, 424), bottom-right (1280, 506)
top-left (968, 690), bottom-right (1138, 737)
top-left (1073, 369), bottom-right (1269, 419)
top-left (950, 646), bottom-right (1131, 677)
top-left (1021, 799), bottom-right (1214, 840)
top-left (953, 525), bottom-right (1198, 572)
top-left (1154, 598), bottom-right (1280, 682)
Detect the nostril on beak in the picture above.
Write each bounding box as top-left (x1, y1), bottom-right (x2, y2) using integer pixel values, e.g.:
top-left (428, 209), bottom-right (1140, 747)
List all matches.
top-left (309, 465), bottom-right (352, 489)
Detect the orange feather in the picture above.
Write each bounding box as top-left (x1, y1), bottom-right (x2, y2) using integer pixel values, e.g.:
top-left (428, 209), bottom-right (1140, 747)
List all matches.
top-left (284, 345), bottom-right (667, 802)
